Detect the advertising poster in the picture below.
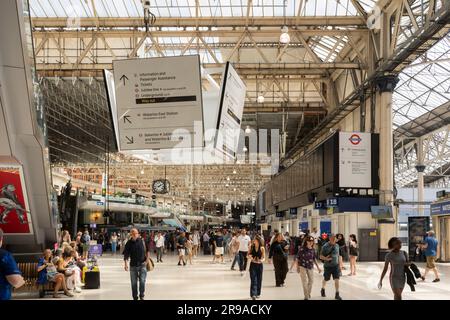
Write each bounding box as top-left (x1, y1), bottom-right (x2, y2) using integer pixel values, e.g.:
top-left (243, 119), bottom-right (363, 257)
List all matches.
top-left (0, 165), bottom-right (33, 234)
top-left (339, 132), bottom-right (372, 188)
top-left (408, 216), bottom-right (430, 261)
top-left (113, 55), bottom-right (204, 151)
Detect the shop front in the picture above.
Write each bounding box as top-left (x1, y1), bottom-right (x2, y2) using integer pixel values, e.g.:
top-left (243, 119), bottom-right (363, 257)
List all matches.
top-left (430, 199), bottom-right (450, 262)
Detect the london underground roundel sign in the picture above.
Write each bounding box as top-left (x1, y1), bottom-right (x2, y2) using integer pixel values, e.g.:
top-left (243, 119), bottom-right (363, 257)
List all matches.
top-left (349, 134), bottom-right (362, 145)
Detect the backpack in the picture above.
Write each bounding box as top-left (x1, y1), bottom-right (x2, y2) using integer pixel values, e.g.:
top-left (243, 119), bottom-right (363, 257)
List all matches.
top-left (81, 234), bottom-right (89, 244)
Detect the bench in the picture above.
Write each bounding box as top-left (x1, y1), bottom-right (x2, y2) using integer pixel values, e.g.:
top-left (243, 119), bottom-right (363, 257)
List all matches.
top-left (17, 262), bottom-right (59, 298)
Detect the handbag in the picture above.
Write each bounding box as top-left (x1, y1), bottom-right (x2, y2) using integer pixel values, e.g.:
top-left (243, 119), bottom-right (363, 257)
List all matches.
top-left (142, 239), bottom-right (155, 271)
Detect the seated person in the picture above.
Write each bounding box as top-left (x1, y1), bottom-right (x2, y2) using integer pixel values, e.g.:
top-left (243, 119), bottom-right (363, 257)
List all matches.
top-left (37, 249), bottom-right (73, 298)
top-left (56, 247), bottom-right (82, 293)
top-left (69, 242), bottom-right (86, 269)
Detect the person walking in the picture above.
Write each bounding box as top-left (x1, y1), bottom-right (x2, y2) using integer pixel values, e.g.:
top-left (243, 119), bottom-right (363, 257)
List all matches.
top-left (177, 232), bottom-right (187, 266)
top-left (336, 234), bottom-right (347, 271)
top-left (269, 232), bottom-right (289, 287)
top-left (248, 235), bottom-right (265, 300)
top-left (192, 230), bottom-right (200, 257)
top-left (420, 230), bottom-right (440, 282)
top-left (237, 229), bottom-right (252, 276)
top-left (123, 228), bottom-right (149, 300)
top-left (185, 234), bottom-right (194, 265)
top-left (230, 232), bottom-right (240, 270)
top-left (155, 231), bottom-right (165, 263)
top-left (213, 230), bottom-right (225, 264)
top-left (378, 237), bottom-right (409, 300)
top-left (0, 228), bottom-right (25, 300)
top-left (297, 235), bottom-right (321, 300)
top-left (319, 234), bottom-right (342, 300)
top-left (111, 232), bottom-right (118, 255)
top-left (348, 234), bottom-right (358, 276)
top-left (202, 231), bottom-right (210, 255)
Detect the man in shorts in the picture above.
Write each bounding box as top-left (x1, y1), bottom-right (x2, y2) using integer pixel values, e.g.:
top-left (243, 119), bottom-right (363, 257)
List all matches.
top-left (421, 230), bottom-right (440, 282)
top-left (319, 234), bottom-right (342, 300)
top-left (214, 230), bottom-right (225, 264)
top-left (177, 232), bottom-right (187, 266)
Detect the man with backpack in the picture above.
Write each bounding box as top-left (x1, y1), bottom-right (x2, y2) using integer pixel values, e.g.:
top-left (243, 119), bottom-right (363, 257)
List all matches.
top-left (319, 234), bottom-right (342, 300)
top-left (80, 230), bottom-right (90, 259)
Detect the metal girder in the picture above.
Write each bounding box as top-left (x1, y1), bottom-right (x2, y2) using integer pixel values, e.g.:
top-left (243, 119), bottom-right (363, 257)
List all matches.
top-left (285, 2), bottom-right (450, 160)
top-left (31, 16), bottom-right (368, 28)
top-left (32, 29), bottom-right (369, 39)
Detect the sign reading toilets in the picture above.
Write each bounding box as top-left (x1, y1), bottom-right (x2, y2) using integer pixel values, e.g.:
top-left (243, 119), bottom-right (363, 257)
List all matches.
top-left (0, 165), bottom-right (33, 234)
top-left (113, 55), bottom-right (204, 151)
top-left (339, 132), bottom-right (372, 188)
top-left (215, 62), bottom-right (246, 158)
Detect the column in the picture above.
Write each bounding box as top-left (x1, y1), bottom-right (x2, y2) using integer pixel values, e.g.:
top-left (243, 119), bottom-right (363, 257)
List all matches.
top-left (415, 137), bottom-right (426, 216)
top-left (374, 74), bottom-right (399, 251)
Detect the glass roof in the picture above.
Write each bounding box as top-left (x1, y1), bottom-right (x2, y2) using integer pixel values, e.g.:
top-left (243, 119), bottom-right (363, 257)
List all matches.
top-left (393, 35), bottom-right (450, 129)
top-left (29, 0), bottom-right (363, 18)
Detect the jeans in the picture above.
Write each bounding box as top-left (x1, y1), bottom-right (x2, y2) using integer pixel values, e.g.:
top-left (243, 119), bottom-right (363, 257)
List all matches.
top-left (156, 247), bottom-right (163, 261)
top-left (231, 252), bottom-right (240, 269)
top-left (238, 251), bottom-right (248, 271)
top-left (111, 242), bottom-right (117, 254)
top-left (130, 264), bottom-right (147, 300)
top-left (249, 262), bottom-right (263, 297)
top-left (299, 266), bottom-right (314, 299)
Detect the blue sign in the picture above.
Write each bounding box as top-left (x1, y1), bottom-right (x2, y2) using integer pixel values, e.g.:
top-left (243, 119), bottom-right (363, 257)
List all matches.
top-left (88, 244), bottom-right (103, 257)
top-left (276, 211), bottom-right (285, 218)
top-left (320, 221), bottom-right (331, 235)
top-left (290, 208), bottom-right (297, 215)
top-left (299, 222), bottom-right (308, 232)
top-left (96, 201), bottom-right (104, 206)
top-left (431, 200), bottom-right (450, 216)
top-left (314, 201), bottom-right (326, 210)
top-left (326, 198), bottom-right (338, 208)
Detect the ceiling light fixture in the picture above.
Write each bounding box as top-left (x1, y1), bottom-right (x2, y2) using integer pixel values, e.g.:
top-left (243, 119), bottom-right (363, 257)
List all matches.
top-left (233, 169), bottom-right (237, 174)
top-left (257, 94), bottom-right (265, 103)
top-left (279, 26), bottom-right (290, 44)
top-left (140, 169), bottom-right (144, 175)
top-left (243, 146), bottom-right (248, 152)
top-left (245, 125), bottom-right (252, 134)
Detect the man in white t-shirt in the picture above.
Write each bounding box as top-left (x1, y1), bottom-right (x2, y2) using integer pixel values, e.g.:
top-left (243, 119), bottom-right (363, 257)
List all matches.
top-left (155, 232), bottom-right (165, 263)
top-left (237, 229), bottom-right (251, 276)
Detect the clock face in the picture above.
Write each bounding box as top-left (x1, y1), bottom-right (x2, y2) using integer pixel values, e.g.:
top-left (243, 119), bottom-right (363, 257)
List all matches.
top-left (152, 179), bottom-right (170, 194)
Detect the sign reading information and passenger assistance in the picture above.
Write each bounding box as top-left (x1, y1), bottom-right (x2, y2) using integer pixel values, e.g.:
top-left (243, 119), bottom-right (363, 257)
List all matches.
top-left (215, 62), bottom-right (246, 158)
top-left (112, 55), bottom-right (204, 151)
top-left (339, 132), bottom-right (372, 188)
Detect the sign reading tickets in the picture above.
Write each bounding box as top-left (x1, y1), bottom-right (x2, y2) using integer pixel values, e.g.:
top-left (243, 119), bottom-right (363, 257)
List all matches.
top-left (113, 55), bottom-right (204, 151)
top-left (215, 62), bottom-right (246, 158)
top-left (0, 165), bottom-right (33, 234)
top-left (339, 132), bottom-right (372, 188)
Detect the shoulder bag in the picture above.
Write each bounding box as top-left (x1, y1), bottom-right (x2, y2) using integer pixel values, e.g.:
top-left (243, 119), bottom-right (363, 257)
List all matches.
top-left (142, 239), bottom-right (155, 271)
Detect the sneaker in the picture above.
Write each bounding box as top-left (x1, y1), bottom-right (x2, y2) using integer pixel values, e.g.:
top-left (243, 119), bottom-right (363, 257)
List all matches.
top-left (178, 262), bottom-right (182, 266)
top-left (256, 296), bottom-right (260, 299)
top-left (64, 291), bottom-right (74, 297)
top-left (421, 276), bottom-right (426, 281)
top-left (140, 296), bottom-right (145, 300)
top-left (335, 292), bottom-right (342, 300)
top-left (432, 278), bottom-right (440, 283)
top-left (320, 288), bottom-right (326, 297)
top-left (74, 287), bottom-right (82, 293)
top-left (251, 296), bottom-right (256, 300)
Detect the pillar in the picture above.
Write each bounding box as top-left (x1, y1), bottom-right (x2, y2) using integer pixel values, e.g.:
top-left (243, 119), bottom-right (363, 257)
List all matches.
top-left (415, 137), bottom-right (426, 216)
top-left (374, 74), bottom-right (399, 250)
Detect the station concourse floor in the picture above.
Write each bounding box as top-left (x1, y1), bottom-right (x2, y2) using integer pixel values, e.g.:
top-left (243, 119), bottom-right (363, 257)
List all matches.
top-left (33, 252), bottom-right (450, 300)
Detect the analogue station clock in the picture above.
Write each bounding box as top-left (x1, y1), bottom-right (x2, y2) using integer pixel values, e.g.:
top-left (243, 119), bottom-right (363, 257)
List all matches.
top-left (152, 179), bottom-right (170, 194)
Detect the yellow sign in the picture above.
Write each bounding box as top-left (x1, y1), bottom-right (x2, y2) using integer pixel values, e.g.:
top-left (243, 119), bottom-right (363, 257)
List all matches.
top-left (370, 231), bottom-right (377, 236)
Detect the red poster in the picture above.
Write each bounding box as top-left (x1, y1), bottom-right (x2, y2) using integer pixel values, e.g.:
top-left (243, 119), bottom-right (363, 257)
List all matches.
top-left (0, 167), bottom-right (32, 234)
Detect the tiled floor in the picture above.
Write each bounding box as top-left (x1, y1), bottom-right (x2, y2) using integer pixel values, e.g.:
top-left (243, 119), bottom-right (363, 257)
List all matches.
top-left (24, 252), bottom-right (450, 300)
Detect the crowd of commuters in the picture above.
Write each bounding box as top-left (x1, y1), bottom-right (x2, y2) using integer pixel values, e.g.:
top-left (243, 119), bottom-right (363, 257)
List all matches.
top-left (0, 225), bottom-right (444, 301)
